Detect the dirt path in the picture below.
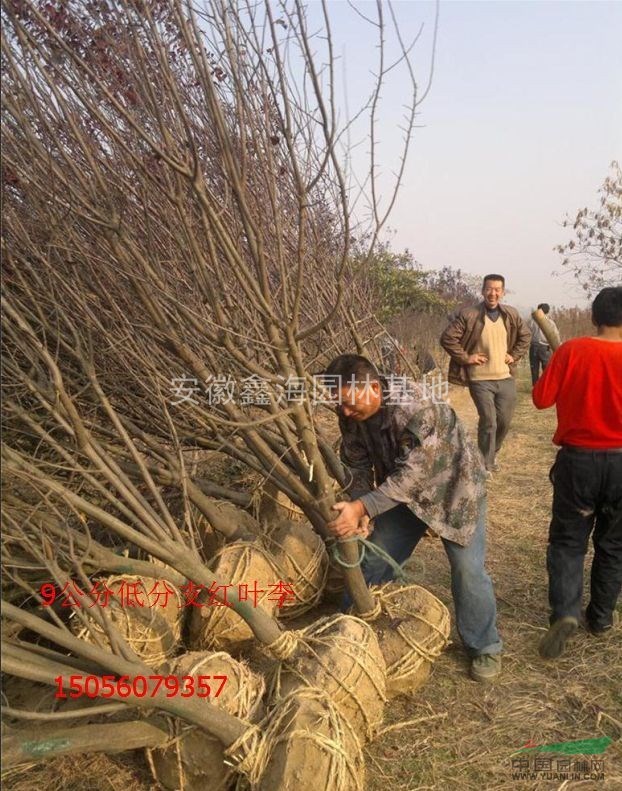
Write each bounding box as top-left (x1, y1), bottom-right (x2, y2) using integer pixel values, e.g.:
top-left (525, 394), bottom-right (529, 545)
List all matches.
top-left (365, 371), bottom-right (621, 790)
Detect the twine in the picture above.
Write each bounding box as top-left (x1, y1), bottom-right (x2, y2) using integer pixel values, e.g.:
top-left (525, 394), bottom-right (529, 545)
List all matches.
top-left (357, 595), bottom-right (382, 622)
top-left (263, 523), bottom-right (328, 618)
top-left (373, 584), bottom-right (451, 685)
top-left (225, 688), bottom-right (364, 790)
top-left (194, 542), bottom-right (281, 650)
top-left (76, 574), bottom-right (183, 665)
top-left (148, 651), bottom-right (265, 791)
top-left (263, 628), bottom-right (302, 661)
top-left (270, 614), bottom-right (387, 742)
top-left (223, 724), bottom-right (262, 776)
top-left (329, 537), bottom-right (410, 583)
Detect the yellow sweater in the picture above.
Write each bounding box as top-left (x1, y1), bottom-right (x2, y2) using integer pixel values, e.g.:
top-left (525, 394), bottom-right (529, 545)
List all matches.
top-left (469, 315), bottom-right (511, 381)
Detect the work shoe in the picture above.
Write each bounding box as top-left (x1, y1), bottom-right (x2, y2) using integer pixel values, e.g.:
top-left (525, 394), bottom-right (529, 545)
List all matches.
top-left (586, 610), bottom-right (620, 636)
top-left (539, 616), bottom-right (578, 659)
top-left (470, 653), bottom-right (502, 682)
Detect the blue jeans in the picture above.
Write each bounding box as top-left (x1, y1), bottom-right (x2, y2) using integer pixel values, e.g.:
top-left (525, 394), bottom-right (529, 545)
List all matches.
top-left (343, 500), bottom-right (502, 657)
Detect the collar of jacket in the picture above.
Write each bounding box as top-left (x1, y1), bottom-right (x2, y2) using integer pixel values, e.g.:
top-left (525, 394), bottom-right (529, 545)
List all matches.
top-left (478, 301), bottom-right (512, 317)
top-left (475, 302), bottom-right (514, 326)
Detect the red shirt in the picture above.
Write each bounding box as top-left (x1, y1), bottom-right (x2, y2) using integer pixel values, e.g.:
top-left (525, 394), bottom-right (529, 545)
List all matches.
top-left (532, 337), bottom-right (622, 448)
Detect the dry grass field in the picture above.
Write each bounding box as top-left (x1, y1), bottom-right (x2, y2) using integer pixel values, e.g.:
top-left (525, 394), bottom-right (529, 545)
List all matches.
top-left (4, 368), bottom-right (620, 791)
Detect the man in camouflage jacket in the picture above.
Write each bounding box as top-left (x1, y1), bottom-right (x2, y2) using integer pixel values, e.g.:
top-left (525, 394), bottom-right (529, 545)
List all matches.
top-left (324, 354), bottom-right (502, 682)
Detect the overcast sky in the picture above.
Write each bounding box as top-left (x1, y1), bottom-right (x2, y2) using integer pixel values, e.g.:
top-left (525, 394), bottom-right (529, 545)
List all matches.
top-left (308, 0), bottom-right (622, 310)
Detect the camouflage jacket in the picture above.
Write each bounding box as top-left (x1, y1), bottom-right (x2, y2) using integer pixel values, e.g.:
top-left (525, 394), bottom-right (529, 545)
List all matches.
top-left (339, 380), bottom-right (486, 546)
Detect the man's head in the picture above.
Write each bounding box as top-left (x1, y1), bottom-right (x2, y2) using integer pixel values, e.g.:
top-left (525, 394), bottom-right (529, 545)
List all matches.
top-left (323, 354), bottom-right (383, 421)
top-left (482, 274), bottom-right (506, 310)
top-left (592, 287), bottom-right (622, 329)
top-left (537, 303), bottom-right (550, 314)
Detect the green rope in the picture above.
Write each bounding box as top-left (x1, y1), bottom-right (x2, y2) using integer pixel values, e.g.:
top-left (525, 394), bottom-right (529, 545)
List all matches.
top-left (330, 537), bottom-right (411, 583)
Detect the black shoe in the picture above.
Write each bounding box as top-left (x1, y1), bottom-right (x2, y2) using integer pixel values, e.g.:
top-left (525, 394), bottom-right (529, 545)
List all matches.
top-left (586, 611), bottom-right (619, 636)
top-left (539, 617), bottom-right (578, 659)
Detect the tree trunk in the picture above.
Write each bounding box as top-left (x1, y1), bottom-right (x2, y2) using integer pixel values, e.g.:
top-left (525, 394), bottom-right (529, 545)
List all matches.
top-left (2, 720), bottom-right (169, 767)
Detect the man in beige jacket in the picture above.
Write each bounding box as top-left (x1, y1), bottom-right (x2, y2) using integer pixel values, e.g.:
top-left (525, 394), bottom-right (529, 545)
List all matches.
top-left (440, 274), bottom-right (531, 473)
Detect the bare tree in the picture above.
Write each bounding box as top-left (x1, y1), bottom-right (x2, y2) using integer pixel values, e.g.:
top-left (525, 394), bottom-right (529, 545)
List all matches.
top-left (1, 0), bottom-right (437, 768)
top-left (556, 161), bottom-right (622, 296)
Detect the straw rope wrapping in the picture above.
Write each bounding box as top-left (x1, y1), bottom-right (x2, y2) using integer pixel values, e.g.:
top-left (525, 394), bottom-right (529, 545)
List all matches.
top-left (147, 651), bottom-right (265, 791)
top-left (269, 614), bottom-right (387, 742)
top-left (262, 628), bottom-right (303, 661)
top-left (75, 574), bottom-right (183, 666)
top-left (372, 584), bottom-right (451, 692)
top-left (189, 542), bottom-right (281, 651)
top-left (263, 520), bottom-right (329, 619)
top-left (225, 687), bottom-right (365, 791)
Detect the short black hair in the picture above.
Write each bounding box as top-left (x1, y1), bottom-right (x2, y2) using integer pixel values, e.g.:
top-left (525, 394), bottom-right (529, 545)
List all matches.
top-left (483, 274), bottom-right (505, 289)
top-left (537, 303), bottom-right (550, 314)
top-left (592, 287), bottom-right (622, 328)
top-left (324, 354), bottom-right (380, 383)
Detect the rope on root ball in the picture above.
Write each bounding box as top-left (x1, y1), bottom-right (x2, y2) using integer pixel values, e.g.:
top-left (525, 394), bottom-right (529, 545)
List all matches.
top-left (374, 584), bottom-right (451, 684)
top-left (269, 615), bottom-right (387, 742)
top-left (263, 628), bottom-right (302, 661)
top-left (262, 525), bottom-right (328, 618)
top-left (224, 688), bottom-right (364, 790)
top-left (145, 651), bottom-right (265, 791)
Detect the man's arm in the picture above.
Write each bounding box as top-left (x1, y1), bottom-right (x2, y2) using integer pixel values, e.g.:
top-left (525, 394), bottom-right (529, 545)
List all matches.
top-left (326, 423), bottom-right (376, 539)
top-left (509, 312), bottom-right (531, 362)
top-left (439, 311), bottom-right (471, 365)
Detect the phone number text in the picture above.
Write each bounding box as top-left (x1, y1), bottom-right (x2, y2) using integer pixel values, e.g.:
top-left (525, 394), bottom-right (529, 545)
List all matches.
top-left (54, 674), bottom-right (228, 699)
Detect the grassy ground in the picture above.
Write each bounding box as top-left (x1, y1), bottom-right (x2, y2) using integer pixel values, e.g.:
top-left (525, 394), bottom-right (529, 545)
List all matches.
top-left (4, 368), bottom-right (620, 790)
top-left (364, 369), bottom-right (622, 790)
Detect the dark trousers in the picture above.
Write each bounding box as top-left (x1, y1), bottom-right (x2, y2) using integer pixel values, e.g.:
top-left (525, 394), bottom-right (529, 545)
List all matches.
top-left (529, 343), bottom-right (552, 385)
top-left (547, 448), bottom-right (622, 630)
top-left (468, 378), bottom-right (517, 470)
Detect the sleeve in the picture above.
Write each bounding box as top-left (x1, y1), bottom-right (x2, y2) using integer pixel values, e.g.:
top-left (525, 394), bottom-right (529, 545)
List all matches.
top-left (367, 404), bottom-right (439, 512)
top-left (440, 312), bottom-right (470, 365)
top-left (510, 313), bottom-right (532, 361)
top-left (360, 488), bottom-right (401, 519)
top-left (339, 422), bottom-right (374, 500)
top-left (528, 319), bottom-right (537, 340)
top-left (532, 344), bottom-right (569, 409)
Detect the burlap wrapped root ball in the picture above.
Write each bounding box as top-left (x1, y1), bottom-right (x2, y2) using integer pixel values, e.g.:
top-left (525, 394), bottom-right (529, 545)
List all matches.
top-left (372, 583), bottom-right (450, 699)
top-left (270, 614), bottom-right (386, 742)
top-left (188, 542), bottom-right (282, 653)
top-left (257, 480), bottom-right (305, 523)
top-left (229, 687), bottom-right (365, 791)
top-left (74, 575), bottom-right (183, 667)
top-left (194, 500), bottom-right (263, 559)
top-left (148, 651), bottom-right (264, 791)
top-left (265, 520), bottom-right (328, 620)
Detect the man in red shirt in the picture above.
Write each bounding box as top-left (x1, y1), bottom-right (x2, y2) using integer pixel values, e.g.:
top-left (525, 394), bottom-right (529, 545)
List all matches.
top-left (533, 286), bottom-right (622, 659)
